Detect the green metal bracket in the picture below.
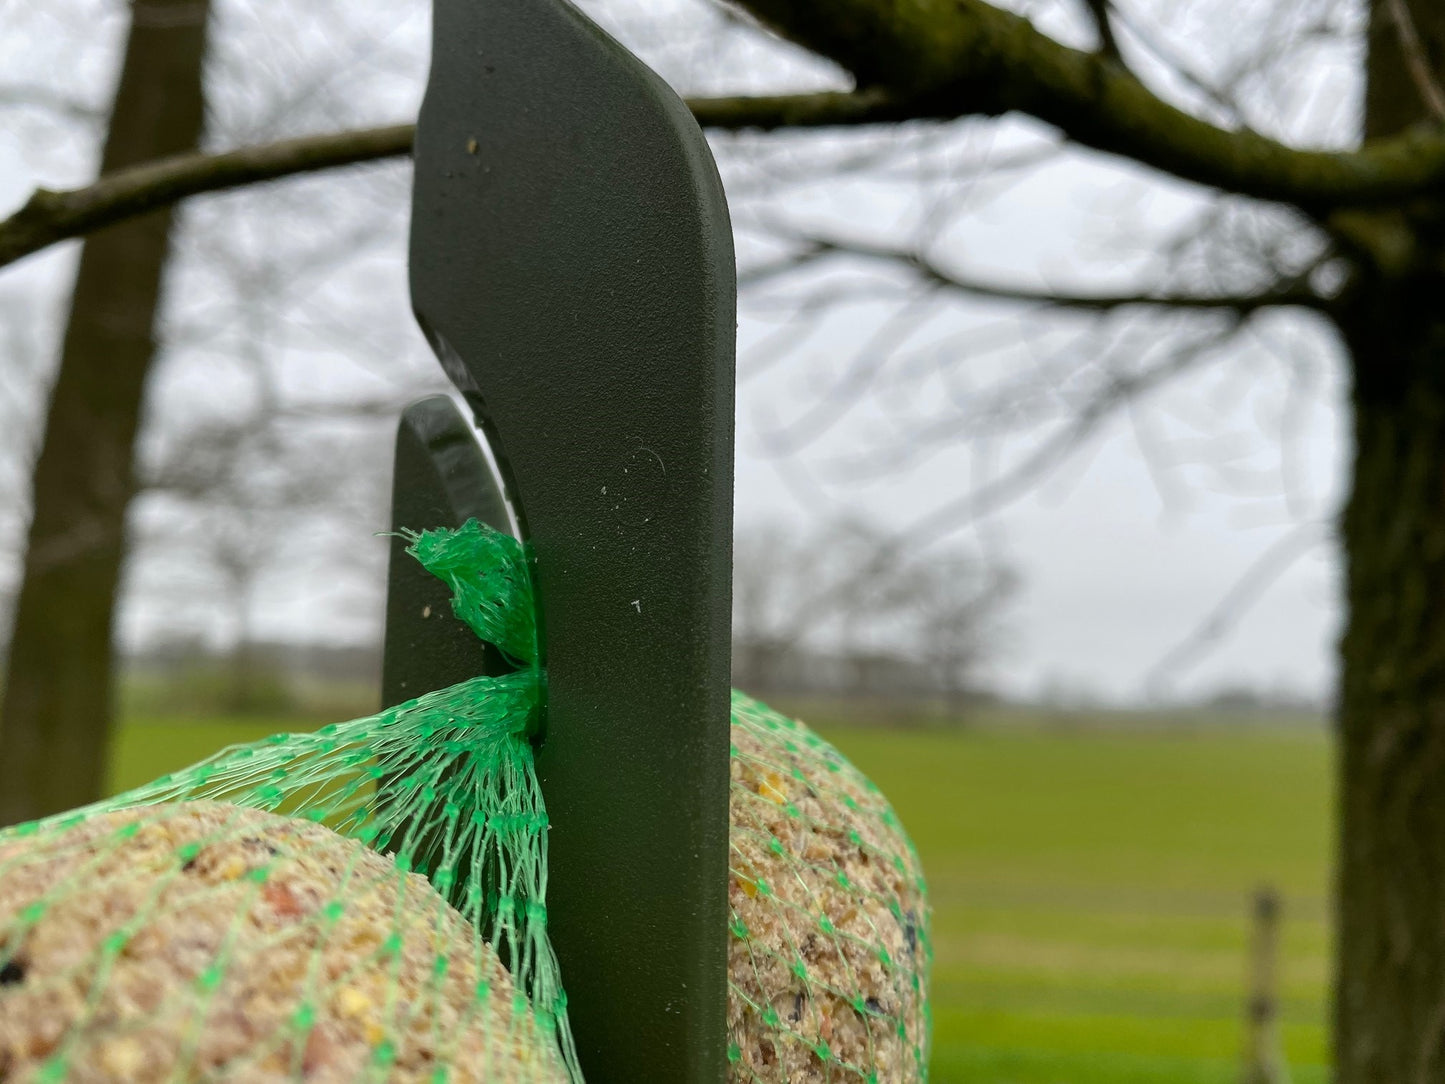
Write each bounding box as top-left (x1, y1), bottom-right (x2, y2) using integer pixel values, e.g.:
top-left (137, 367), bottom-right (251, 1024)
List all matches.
top-left (386, 0), bottom-right (736, 1080)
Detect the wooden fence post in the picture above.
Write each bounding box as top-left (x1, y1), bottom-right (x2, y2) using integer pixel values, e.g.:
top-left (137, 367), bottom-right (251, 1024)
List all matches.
top-left (1241, 885), bottom-right (1290, 1084)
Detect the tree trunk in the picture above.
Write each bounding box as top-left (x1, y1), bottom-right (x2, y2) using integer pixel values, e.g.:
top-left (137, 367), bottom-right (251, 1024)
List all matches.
top-left (0, 0), bottom-right (210, 826)
top-left (1335, 271), bottom-right (1445, 1082)
top-left (1332, 2), bottom-right (1445, 1078)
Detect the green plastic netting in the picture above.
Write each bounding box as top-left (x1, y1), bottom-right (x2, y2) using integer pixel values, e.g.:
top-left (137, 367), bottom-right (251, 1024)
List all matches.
top-left (0, 520), bottom-right (930, 1083)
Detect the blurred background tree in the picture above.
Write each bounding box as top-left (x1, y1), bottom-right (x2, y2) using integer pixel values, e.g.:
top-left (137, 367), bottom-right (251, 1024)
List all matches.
top-left (0, 0), bottom-right (211, 826)
top-left (732, 517), bottom-right (1016, 709)
top-left (3, 0), bottom-right (1444, 1079)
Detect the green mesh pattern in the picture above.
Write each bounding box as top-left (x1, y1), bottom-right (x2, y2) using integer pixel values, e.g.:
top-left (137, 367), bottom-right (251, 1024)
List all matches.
top-left (0, 522), bottom-right (577, 1083)
top-left (0, 520), bottom-right (930, 1084)
top-left (726, 695), bottom-right (931, 1083)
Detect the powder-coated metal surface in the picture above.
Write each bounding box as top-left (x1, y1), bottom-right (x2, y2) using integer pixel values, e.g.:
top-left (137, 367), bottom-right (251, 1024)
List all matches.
top-left (407, 1), bottom-right (736, 1079)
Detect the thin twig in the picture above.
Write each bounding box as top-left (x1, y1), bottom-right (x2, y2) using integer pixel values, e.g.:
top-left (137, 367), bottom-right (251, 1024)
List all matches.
top-left (902, 322), bottom-right (1245, 546)
top-left (1145, 520), bottom-right (1328, 694)
top-left (770, 230), bottom-right (1332, 314)
top-left (1083, 0), bottom-right (1123, 63)
top-left (1384, 0), bottom-right (1445, 123)
top-left (1105, 4), bottom-right (1248, 128)
top-left (0, 83), bottom-right (104, 123)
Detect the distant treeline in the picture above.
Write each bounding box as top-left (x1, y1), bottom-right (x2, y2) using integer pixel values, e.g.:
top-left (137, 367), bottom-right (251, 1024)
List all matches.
top-left (731, 638), bottom-right (995, 704)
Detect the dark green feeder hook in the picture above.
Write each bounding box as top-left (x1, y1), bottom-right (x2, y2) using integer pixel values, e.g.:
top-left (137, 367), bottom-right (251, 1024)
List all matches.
top-left (383, 1), bottom-right (736, 1080)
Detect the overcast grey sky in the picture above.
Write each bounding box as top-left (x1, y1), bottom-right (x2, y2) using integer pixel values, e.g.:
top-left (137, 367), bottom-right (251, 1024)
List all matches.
top-left (0, 0), bottom-right (1351, 705)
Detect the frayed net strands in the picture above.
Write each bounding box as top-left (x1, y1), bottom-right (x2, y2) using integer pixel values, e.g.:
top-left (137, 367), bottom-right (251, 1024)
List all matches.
top-left (0, 521), bottom-right (929, 1083)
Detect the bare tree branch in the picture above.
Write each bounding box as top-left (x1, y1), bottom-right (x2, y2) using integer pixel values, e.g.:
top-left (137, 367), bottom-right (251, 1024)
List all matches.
top-left (7, 0), bottom-right (1445, 278)
top-left (692, 87), bottom-right (922, 128)
top-left (1104, 4), bottom-right (1248, 129)
top-left (5, 0), bottom-right (1444, 279)
top-left (1144, 519), bottom-right (1328, 694)
top-left (1082, 0), bottom-right (1123, 64)
top-left (738, 328), bottom-right (1216, 644)
top-left (899, 320), bottom-right (1250, 546)
top-left (0, 90), bottom-right (945, 271)
top-left (737, 241), bottom-right (831, 289)
top-left (780, 232), bottom-right (1332, 314)
top-left (731, 0), bottom-right (1445, 208)
top-left (0, 124), bottom-right (415, 271)
top-left (0, 82), bottom-right (103, 123)
top-left (1384, 0), bottom-right (1445, 123)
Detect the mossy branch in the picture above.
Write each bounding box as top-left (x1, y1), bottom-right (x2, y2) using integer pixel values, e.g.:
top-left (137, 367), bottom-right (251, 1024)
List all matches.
top-left (731, 0), bottom-right (1445, 209)
top-left (11, 0), bottom-right (1445, 274)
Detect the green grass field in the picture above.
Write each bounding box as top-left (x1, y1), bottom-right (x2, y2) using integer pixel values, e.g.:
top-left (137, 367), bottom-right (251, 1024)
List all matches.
top-left (108, 712), bottom-right (1334, 1083)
